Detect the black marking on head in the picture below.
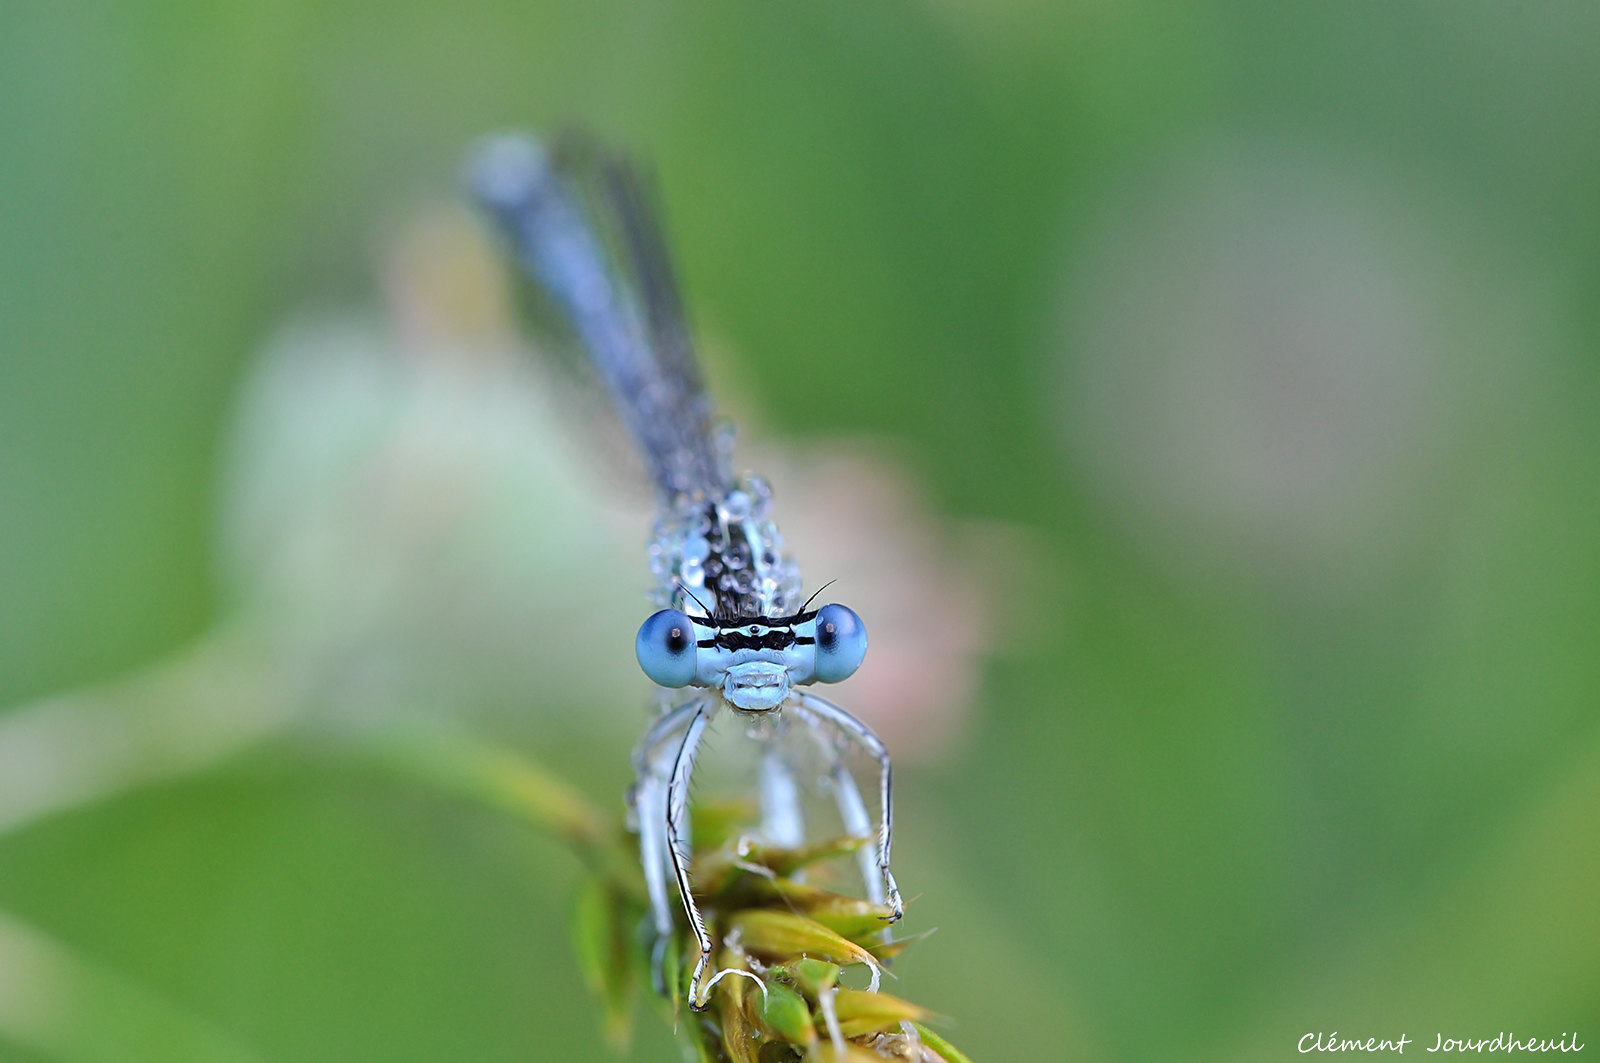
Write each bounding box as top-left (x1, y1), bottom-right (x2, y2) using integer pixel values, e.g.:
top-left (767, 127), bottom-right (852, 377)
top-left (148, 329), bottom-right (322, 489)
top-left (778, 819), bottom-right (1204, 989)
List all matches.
top-left (713, 626), bottom-right (798, 652)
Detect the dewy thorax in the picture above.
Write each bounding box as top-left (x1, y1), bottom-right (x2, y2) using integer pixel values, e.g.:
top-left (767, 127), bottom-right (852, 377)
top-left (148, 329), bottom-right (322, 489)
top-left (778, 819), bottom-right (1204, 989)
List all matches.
top-left (649, 474), bottom-right (803, 621)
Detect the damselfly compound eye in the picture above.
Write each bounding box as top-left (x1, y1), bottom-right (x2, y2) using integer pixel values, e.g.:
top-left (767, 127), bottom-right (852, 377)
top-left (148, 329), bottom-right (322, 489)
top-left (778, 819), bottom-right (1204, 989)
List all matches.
top-left (637, 609), bottom-right (697, 687)
top-left (813, 603), bottom-right (867, 683)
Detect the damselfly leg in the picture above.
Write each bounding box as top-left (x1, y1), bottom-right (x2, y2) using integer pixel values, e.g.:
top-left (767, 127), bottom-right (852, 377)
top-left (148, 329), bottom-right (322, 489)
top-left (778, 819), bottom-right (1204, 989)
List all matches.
top-left (795, 693), bottom-right (903, 922)
top-left (665, 705), bottom-right (715, 1006)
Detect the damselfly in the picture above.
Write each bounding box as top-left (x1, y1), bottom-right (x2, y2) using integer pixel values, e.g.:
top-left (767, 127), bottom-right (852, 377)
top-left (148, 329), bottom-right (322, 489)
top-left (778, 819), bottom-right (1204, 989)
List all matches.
top-left (469, 135), bottom-right (902, 1010)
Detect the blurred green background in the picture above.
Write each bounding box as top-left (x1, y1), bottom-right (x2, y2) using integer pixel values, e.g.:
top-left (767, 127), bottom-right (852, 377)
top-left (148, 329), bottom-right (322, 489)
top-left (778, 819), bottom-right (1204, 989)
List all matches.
top-left (2, 2), bottom-right (1598, 1060)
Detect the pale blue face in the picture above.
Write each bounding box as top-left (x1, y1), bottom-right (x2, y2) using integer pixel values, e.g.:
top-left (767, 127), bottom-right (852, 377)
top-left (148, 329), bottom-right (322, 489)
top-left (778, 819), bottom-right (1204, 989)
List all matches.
top-left (635, 603), bottom-right (868, 712)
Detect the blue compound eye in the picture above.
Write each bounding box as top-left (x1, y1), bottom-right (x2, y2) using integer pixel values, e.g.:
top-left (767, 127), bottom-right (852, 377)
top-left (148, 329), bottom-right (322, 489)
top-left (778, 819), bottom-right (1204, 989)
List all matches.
top-left (636, 609), bottom-right (698, 688)
top-left (813, 603), bottom-right (867, 683)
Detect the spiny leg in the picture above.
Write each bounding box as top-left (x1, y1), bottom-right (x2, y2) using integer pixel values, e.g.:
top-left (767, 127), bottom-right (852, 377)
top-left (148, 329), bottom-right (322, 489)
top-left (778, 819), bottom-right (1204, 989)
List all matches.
top-left (633, 699), bottom-right (706, 770)
top-left (796, 694), bottom-right (902, 922)
top-left (631, 700), bottom-right (703, 945)
top-left (666, 704), bottom-right (715, 1008)
top-left (792, 702), bottom-right (881, 905)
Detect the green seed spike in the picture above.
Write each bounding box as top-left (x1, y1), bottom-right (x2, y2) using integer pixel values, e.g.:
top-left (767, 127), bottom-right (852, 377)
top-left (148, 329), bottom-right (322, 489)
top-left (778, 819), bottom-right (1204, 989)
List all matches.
top-left (752, 980), bottom-right (817, 1047)
top-left (778, 957), bottom-right (842, 998)
top-left (866, 925), bottom-right (937, 962)
top-left (726, 910), bottom-right (881, 973)
top-left (696, 836), bottom-right (878, 898)
top-left (752, 879), bottom-right (896, 942)
top-left (736, 835), bottom-right (870, 878)
top-left (912, 1022), bottom-right (977, 1063)
top-left (358, 720), bottom-right (972, 1058)
top-left (831, 988), bottom-right (931, 1039)
top-left (803, 1042), bottom-right (886, 1063)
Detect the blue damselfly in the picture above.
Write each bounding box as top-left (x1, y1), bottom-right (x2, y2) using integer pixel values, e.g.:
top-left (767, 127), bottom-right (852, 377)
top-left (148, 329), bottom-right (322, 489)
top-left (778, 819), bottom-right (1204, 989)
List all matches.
top-left (469, 134), bottom-right (902, 1010)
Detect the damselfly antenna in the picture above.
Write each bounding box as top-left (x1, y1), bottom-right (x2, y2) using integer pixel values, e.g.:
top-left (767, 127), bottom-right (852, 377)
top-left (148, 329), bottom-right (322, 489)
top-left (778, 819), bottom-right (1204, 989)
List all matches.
top-left (797, 578), bottom-right (838, 617)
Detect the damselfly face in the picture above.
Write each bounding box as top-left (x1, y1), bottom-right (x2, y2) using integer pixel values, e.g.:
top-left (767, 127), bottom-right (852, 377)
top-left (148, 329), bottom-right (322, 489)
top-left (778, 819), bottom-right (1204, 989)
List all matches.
top-left (636, 603), bottom-right (867, 712)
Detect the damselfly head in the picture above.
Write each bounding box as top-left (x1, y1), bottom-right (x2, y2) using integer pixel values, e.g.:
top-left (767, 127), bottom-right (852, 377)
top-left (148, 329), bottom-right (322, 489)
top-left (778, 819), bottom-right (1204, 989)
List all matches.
top-left (634, 603), bottom-right (868, 711)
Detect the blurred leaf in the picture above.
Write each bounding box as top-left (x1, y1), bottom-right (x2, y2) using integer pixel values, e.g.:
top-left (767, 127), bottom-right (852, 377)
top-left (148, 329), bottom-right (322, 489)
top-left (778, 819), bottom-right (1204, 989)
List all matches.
top-left (347, 723), bottom-right (641, 896)
top-left (570, 881), bottom-right (636, 1050)
top-left (0, 629), bottom-right (296, 841)
top-left (1226, 726), bottom-right (1600, 1059)
top-left (0, 910), bottom-right (262, 1063)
